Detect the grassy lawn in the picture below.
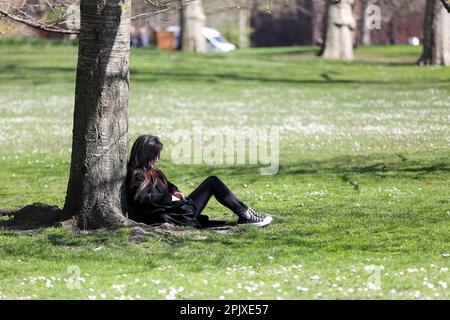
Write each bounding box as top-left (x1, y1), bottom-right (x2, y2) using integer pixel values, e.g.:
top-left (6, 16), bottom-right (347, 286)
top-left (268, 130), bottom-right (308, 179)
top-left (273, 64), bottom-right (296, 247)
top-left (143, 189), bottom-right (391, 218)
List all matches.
top-left (0, 42), bottom-right (449, 300)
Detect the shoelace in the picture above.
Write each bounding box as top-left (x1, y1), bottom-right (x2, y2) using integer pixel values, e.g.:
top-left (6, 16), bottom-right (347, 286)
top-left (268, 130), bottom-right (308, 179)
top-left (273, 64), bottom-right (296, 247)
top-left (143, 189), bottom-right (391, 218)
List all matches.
top-left (248, 209), bottom-right (265, 221)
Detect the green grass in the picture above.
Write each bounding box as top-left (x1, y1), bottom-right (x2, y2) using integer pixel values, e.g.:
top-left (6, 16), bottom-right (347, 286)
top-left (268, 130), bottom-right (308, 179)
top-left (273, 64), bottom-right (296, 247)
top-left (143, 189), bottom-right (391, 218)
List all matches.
top-left (0, 43), bottom-right (449, 300)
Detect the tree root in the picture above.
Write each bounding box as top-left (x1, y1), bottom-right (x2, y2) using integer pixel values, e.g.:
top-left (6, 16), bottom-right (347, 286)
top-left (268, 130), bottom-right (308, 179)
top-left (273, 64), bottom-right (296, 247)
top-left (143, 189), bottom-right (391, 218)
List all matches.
top-left (0, 203), bottom-right (240, 240)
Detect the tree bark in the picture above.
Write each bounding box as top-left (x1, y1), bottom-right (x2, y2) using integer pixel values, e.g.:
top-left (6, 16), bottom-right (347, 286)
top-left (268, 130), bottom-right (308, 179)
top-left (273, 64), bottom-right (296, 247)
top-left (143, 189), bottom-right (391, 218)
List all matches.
top-left (322, 0), bottom-right (356, 60)
top-left (318, 0), bottom-right (330, 56)
top-left (311, 0), bottom-right (325, 46)
top-left (419, 0), bottom-right (450, 65)
top-left (181, 0), bottom-right (206, 53)
top-left (178, 0), bottom-right (184, 50)
top-left (360, 0), bottom-right (371, 45)
top-left (64, 0), bottom-right (130, 229)
top-left (238, 5), bottom-right (251, 49)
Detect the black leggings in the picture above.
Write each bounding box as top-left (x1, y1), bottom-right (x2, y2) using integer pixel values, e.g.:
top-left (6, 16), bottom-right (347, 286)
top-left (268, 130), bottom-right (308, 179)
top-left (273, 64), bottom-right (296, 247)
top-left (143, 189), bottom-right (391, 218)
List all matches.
top-left (187, 176), bottom-right (248, 216)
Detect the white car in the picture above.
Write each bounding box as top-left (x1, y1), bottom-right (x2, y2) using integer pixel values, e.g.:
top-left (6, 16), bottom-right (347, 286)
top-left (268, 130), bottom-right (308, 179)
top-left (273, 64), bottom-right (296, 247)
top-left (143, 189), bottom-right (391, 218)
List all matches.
top-left (166, 26), bottom-right (236, 52)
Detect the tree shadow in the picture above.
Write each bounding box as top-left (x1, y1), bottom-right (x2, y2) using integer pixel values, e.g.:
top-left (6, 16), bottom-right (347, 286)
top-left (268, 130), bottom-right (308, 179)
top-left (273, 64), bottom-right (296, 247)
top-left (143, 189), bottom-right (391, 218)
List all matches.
top-left (0, 64), bottom-right (76, 84)
top-left (164, 153), bottom-right (449, 183)
top-left (2, 55), bottom-right (449, 87)
top-left (129, 68), bottom-right (450, 86)
top-left (280, 154), bottom-right (449, 180)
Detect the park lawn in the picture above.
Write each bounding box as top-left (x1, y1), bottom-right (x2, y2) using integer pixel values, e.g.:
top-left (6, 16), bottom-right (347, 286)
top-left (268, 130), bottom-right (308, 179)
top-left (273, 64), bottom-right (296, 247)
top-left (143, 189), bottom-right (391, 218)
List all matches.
top-left (0, 42), bottom-right (449, 299)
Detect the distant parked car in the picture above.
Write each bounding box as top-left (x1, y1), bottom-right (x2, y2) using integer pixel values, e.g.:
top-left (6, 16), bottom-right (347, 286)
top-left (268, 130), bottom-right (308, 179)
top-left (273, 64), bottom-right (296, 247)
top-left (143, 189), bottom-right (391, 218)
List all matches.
top-left (408, 37), bottom-right (420, 46)
top-left (166, 26), bottom-right (236, 52)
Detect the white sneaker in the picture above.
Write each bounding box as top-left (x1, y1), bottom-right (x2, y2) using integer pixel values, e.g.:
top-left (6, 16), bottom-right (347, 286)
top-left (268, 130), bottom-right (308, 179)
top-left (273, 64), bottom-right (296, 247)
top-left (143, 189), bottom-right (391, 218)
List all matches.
top-left (238, 208), bottom-right (272, 227)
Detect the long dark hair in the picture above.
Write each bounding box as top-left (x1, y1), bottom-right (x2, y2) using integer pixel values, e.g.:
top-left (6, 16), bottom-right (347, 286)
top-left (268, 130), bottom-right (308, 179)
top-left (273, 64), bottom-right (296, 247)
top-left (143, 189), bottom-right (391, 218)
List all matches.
top-left (127, 134), bottom-right (168, 200)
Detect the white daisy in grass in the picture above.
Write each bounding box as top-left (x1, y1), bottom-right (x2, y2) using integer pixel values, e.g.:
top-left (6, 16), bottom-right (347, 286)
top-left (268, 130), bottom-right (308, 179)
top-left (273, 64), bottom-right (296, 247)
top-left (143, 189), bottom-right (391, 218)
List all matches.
top-left (112, 284), bottom-right (126, 291)
top-left (296, 287), bottom-right (309, 292)
top-left (438, 281), bottom-right (448, 289)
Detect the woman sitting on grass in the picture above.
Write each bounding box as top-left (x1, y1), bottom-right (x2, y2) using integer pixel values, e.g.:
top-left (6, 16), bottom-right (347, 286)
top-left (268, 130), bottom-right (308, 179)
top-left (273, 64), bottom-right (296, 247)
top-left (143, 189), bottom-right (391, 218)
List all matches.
top-left (126, 134), bottom-right (272, 228)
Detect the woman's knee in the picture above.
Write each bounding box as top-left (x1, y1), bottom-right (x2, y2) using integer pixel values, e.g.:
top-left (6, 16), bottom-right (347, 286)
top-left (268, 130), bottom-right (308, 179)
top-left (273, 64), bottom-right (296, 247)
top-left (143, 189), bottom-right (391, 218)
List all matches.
top-left (205, 175), bottom-right (221, 185)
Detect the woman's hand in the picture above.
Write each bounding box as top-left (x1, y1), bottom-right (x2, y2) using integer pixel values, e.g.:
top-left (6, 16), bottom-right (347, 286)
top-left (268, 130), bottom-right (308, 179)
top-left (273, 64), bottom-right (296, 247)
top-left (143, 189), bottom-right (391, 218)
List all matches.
top-left (172, 190), bottom-right (186, 201)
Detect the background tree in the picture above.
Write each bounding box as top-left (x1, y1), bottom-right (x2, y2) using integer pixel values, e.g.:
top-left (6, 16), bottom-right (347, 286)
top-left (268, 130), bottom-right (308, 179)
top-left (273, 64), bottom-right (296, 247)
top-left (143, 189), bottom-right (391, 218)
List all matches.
top-left (181, 0), bottom-right (206, 52)
top-left (237, 0), bottom-right (253, 49)
top-left (359, 0), bottom-right (372, 45)
top-left (373, 0), bottom-right (426, 45)
top-left (322, 0), bottom-right (357, 60)
top-left (419, 0), bottom-right (450, 65)
top-left (203, 0), bottom-right (254, 49)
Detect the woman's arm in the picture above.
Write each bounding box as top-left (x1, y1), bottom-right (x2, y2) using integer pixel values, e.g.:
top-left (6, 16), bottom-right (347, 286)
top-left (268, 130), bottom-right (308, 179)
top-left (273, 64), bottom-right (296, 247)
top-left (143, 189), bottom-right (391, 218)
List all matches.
top-left (135, 190), bottom-right (172, 208)
top-left (131, 171), bottom-right (173, 207)
top-left (168, 181), bottom-right (186, 200)
top-left (167, 181), bottom-right (179, 194)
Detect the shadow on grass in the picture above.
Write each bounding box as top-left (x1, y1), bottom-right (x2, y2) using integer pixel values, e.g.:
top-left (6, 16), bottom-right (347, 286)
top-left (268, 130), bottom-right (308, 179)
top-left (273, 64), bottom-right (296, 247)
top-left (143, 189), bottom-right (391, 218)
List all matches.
top-left (2, 63), bottom-right (449, 86)
top-left (280, 154), bottom-right (449, 180)
top-left (45, 231), bottom-right (115, 247)
top-left (166, 153), bottom-right (449, 183)
top-left (0, 64), bottom-right (76, 84)
top-left (130, 69), bottom-right (450, 86)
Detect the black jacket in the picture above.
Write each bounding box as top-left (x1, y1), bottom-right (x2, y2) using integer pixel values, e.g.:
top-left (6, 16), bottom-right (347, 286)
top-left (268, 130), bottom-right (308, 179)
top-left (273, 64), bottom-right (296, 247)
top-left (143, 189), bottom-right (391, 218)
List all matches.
top-left (128, 170), bottom-right (206, 227)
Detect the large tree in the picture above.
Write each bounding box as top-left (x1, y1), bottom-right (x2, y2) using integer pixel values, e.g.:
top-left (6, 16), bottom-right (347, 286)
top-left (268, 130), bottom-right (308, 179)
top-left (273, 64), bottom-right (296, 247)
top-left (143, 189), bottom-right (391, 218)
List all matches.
top-left (0, 0), bottom-right (187, 229)
top-left (419, 0), bottom-right (450, 65)
top-left (1, 0), bottom-right (211, 229)
top-left (181, 0), bottom-right (206, 52)
top-left (63, 0), bottom-right (130, 229)
top-left (359, 0), bottom-right (372, 45)
top-left (237, 1), bottom-right (252, 49)
top-left (322, 0), bottom-right (356, 60)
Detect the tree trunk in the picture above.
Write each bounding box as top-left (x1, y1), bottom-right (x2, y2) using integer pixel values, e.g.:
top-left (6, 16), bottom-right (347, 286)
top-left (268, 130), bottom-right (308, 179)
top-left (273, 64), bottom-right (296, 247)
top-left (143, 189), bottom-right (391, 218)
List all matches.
top-left (322, 0), bottom-right (356, 60)
top-left (64, 0), bottom-right (130, 229)
top-left (360, 0), bottom-right (371, 45)
top-left (318, 0), bottom-right (330, 56)
top-left (311, 0), bottom-right (325, 46)
top-left (238, 6), bottom-right (251, 49)
top-left (419, 0), bottom-right (450, 65)
top-left (181, 0), bottom-right (206, 53)
top-left (178, 0), bottom-right (184, 50)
